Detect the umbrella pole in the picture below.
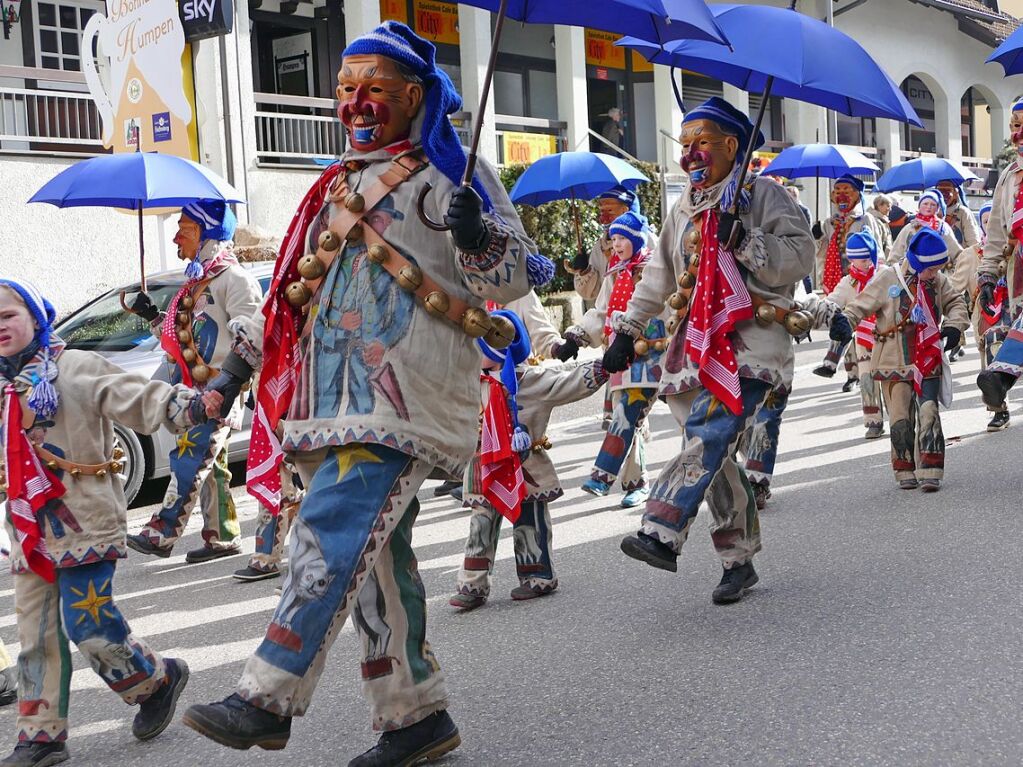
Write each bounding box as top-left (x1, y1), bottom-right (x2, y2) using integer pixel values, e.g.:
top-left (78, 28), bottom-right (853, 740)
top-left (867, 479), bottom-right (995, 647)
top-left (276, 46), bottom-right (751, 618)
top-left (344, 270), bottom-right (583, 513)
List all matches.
top-left (572, 193), bottom-right (583, 256)
top-left (726, 76), bottom-right (775, 247)
top-left (138, 203), bottom-right (146, 293)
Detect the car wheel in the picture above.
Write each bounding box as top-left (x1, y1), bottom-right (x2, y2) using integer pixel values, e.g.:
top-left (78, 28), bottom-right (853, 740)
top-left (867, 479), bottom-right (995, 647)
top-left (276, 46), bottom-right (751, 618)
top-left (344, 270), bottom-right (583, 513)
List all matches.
top-left (113, 425), bottom-right (146, 505)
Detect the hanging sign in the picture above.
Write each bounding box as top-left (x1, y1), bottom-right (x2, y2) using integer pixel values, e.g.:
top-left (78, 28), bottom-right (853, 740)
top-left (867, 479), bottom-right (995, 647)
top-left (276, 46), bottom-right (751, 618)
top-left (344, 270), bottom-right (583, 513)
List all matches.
top-left (413, 0), bottom-right (459, 45)
top-left (179, 0), bottom-right (234, 41)
top-left (585, 29), bottom-right (625, 70)
top-left (502, 132), bottom-right (557, 166)
top-left (380, 0), bottom-right (408, 23)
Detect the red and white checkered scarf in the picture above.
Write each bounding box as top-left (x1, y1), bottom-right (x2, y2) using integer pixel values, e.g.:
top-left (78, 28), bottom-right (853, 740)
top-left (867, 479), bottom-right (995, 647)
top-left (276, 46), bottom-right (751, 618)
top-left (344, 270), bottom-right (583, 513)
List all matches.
top-left (848, 263), bottom-right (876, 352)
top-left (479, 376), bottom-right (524, 523)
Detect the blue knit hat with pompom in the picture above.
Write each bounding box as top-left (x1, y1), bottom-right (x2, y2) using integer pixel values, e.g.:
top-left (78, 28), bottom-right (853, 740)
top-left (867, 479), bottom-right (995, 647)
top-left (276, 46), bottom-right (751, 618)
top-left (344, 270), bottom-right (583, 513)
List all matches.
top-left (0, 279), bottom-right (59, 419)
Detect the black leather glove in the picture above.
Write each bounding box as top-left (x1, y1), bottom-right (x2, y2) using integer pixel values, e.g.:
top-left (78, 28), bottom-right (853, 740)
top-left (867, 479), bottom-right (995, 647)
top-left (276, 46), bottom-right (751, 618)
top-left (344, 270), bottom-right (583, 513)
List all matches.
top-left (717, 211), bottom-right (745, 250)
top-left (602, 333), bottom-right (636, 373)
top-left (129, 291), bottom-right (160, 322)
top-left (570, 247), bottom-right (590, 273)
top-left (445, 185), bottom-right (490, 252)
top-left (977, 281), bottom-right (996, 317)
top-left (941, 326), bottom-right (962, 352)
top-left (829, 311), bottom-right (853, 345)
top-left (811, 221), bottom-right (824, 240)
top-left (553, 337), bottom-right (579, 362)
top-left (205, 352), bottom-right (253, 419)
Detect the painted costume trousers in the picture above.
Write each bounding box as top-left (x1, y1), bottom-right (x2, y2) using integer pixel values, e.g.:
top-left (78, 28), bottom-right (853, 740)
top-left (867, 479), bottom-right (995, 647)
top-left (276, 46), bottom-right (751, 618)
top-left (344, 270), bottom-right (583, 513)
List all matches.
top-left (138, 420), bottom-right (240, 551)
top-left (591, 388), bottom-right (656, 490)
top-left (987, 310), bottom-right (1023, 411)
top-left (248, 460), bottom-right (303, 573)
top-left (741, 386), bottom-right (790, 487)
top-left (880, 378), bottom-right (944, 482)
top-left (641, 380), bottom-right (771, 567)
top-left (14, 561), bottom-right (166, 743)
top-left (455, 500), bottom-right (556, 598)
top-left (236, 444), bottom-right (447, 731)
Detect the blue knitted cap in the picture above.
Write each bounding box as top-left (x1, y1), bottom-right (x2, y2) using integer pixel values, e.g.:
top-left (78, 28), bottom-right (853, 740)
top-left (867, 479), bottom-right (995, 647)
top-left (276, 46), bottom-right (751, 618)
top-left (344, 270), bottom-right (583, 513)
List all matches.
top-left (343, 21), bottom-right (492, 210)
top-left (978, 201), bottom-right (993, 235)
top-left (683, 96), bottom-right (765, 152)
top-left (608, 212), bottom-right (646, 256)
top-left (906, 228), bottom-right (949, 273)
top-left (845, 230), bottom-right (877, 265)
top-left (0, 278), bottom-right (59, 418)
top-left (182, 199), bottom-right (237, 242)
top-left (835, 174), bottom-right (865, 193)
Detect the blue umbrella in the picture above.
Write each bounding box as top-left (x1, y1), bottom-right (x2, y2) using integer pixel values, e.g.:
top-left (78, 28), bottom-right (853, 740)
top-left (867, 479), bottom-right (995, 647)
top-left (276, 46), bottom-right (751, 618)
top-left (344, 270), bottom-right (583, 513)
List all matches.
top-left (763, 144), bottom-right (879, 180)
top-left (509, 152), bottom-right (650, 206)
top-left (29, 151), bottom-right (244, 291)
top-left (875, 157), bottom-right (979, 193)
top-left (988, 25), bottom-right (1023, 76)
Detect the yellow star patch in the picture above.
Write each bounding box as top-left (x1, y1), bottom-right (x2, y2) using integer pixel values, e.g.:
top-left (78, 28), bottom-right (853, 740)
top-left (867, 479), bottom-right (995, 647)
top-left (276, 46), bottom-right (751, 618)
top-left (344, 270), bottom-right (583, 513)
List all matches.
top-left (69, 578), bottom-right (113, 626)
top-left (625, 389), bottom-right (648, 405)
top-left (176, 429), bottom-right (198, 459)
top-left (334, 445), bottom-right (384, 484)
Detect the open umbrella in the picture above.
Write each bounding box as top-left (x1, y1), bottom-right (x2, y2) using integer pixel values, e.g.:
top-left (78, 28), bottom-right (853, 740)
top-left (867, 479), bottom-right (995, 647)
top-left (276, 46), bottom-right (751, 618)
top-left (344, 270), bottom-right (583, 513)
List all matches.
top-left (618, 2), bottom-right (920, 233)
top-left (987, 24), bottom-right (1023, 76)
top-left (763, 143), bottom-right (879, 221)
top-left (29, 152), bottom-right (244, 293)
top-left (874, 157), bottom-right (980, 193)
top-left (416, 0), bottom-right (728, 230)
top-left (509, 150), bottom-right (651, 255)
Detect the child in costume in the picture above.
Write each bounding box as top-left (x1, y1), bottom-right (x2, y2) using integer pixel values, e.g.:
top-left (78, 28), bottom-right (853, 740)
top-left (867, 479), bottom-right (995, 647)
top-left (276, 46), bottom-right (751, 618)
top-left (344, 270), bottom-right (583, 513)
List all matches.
top-left (840, 229), bottom-right (969, 492)
top-left (0, 279), bottom-right (201, 767)
top-left (556, 211), bottom-right (671, 508)
top-left (450, 310), bottom-right (608, 611)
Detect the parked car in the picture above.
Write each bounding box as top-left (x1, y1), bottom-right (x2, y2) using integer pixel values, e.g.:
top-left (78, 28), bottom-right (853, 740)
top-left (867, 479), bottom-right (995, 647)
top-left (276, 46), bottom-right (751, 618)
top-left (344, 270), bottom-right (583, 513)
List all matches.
top-left (54, 262), bottom-right (275, 504)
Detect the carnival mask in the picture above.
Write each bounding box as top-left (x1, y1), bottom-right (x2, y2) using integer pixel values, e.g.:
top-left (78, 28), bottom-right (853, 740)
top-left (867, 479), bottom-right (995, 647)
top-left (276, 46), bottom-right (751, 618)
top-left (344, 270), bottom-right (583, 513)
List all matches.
top-left (831, 181), bottom-right (859, 214)
top-left (1011, 109), bottom-right (1023, 155)
top-left (337, 54), bottom-right (424, 152)
top-left (679, 119), bottom-right (738, 190)
top-left (173, 216), bottom-right (202, 261)
top-left (936, 181), bottom-right (958, 207)
top-left (598, 198), bottom-right (629, 227)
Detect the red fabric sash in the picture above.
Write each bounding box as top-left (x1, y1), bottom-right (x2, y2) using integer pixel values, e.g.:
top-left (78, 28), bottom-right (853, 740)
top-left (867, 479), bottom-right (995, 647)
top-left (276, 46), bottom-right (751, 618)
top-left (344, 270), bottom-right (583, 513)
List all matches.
top-left (160, 249), bottom-right (239, 387)
top-left (822, 219), bottom-right (847, 295)
top-left (848, 264), bottom-right (876, 352)
top-left (3, 387), bottom-right (63, 582)
top-left (1010, 177), bottom-right (1023, 242)
top-left (479, 376), bottom-right (524, 523)
top-left (683, 211), bottom-right (753, 415)
top-left (245, 163), bottom-right (343, 514)
top-left (914, 215), bottom-right (942, 232)
top-left (604, 249), bottom-right (649, 335)
top-left (912, 282), bottom-right (943, 397)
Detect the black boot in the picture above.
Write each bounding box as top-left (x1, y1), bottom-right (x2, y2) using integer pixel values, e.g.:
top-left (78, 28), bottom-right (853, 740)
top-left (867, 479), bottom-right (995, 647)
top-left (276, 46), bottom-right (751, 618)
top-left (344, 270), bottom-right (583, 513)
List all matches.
top-left (987, 410), bottom-right (1011, 432)
top-left (977, 370), bottom-right (1015, 410)
top-left (184, 544), bottom-right (242, 564)
top-left (182, 694), bottom-right (292, 750)
top-left (0, 667), bottom-right (17, 707)
top-left (126, 534), bottom-right (172, 558)
top-left (1, 742), bottom-right (69, 767)
top-left (712, 562), bottom-right (759, 605)
top-left (432, 479), bottom-right (461, 497)
top-left (619, 532), bottom-right (678, 572)
top-left (841, 377), bottom-right (858, 393)
top-left (132, 658), bottom-right (189, 741)
top-left (348, 710), bottom-right (460, 767)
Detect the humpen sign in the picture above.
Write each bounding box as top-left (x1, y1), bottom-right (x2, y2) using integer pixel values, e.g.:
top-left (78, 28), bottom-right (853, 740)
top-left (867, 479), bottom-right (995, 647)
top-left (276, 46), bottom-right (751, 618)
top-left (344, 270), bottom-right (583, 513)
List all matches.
top-left (82, 0), bottom-right (196, 157)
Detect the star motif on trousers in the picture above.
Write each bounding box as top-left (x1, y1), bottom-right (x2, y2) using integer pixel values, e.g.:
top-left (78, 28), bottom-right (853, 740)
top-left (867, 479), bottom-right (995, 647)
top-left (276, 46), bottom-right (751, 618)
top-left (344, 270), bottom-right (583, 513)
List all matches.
top-left (176, 429), bottom-right (198, 459)
top-left (69, 578), bottom-right (113, 626)
top-left (334, 445), bottom-right (384, 484)
top-left (625, 389), bottom-right (648, 405)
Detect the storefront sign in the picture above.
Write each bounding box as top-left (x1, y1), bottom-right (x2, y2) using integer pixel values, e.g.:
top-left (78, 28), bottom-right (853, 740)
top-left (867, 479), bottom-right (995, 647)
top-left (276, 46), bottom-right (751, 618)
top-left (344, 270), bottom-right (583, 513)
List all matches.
top-left (82, 0), bottom-right (198, 158)
top-left (502, 132), bottom-right (557, 165)
top-left (380, 0), bottom-right (409, 23)
top-left (585, 29), bottom-right (625, 70)
top-left (179, 0), bottom-right (234, 41)
top-left (631, 50), bottom-right (653, 73)
top-left (413, 0), bottom-right (458, 45)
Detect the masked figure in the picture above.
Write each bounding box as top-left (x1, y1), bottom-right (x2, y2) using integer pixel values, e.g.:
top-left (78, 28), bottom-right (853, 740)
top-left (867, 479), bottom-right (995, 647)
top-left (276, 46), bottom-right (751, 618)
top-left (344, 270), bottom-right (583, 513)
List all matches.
top-left (182, 23), bottom-right (538, 767)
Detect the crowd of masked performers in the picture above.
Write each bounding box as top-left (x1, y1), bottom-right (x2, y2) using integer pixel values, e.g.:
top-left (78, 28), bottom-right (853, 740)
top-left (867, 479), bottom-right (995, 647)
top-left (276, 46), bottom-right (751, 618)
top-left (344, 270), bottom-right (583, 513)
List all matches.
top-left (1, 21), bottom-right (1021, 767)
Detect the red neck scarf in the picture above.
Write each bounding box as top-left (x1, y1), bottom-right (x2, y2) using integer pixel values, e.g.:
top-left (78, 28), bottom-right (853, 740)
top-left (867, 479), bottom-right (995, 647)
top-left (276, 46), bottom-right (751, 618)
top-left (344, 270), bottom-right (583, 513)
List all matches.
top-left (683, 211), bottom-right (753, 415)
top-left (848, 263), bottom-right (876, 351)
top-left (822, 216), bottom-right (851, 295)
top-left (605, 249), bottom-right (649, 335)
top-left (911, 279), bottom-right (943, 396)
top-left (161, 249), bottom-right (239, 387)
top-left (479, 376), bottom-right (524, 523)
top-left (3, 387), bottom-right (64, 582)
top-left (914, 214), bottom-right (942, 232)
top-left (1010, 177), bottom-right (1023, 242)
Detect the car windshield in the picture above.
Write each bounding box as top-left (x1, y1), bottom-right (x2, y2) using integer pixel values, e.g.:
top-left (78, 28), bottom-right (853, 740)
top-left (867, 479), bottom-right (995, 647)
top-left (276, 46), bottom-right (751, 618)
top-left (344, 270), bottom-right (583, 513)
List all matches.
top-left (57, 282), bottom-right (183, 353)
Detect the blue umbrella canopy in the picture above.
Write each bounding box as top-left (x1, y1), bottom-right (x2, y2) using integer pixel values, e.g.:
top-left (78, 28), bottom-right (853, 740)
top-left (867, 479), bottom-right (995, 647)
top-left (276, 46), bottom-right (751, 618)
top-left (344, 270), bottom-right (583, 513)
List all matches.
top-left (763, 144), bottom-right (879, 180)
top-left (988, 24), bottom-right (1023, 76)
top-left (509, 152), bottom-right (651, 206)
top-left (617, 4), bottom-right (921, 126)
top-left (875, 158), bottom-right (979, 193)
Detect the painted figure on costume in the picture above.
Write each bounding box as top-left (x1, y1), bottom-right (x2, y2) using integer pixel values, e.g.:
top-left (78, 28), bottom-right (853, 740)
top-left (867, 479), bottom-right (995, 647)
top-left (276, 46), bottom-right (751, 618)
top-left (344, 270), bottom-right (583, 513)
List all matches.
top-left (0, 279), bottom-right (204, 767)
top-left (181, 22), bottom-right (540, 767)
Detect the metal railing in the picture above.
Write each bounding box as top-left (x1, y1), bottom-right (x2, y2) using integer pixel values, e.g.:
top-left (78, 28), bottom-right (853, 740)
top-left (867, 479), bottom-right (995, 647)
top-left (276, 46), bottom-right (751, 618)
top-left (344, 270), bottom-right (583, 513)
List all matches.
top-left (0, 66), bottom-right (105, 155)
top-left (254, 92), bottom-right (345, 167)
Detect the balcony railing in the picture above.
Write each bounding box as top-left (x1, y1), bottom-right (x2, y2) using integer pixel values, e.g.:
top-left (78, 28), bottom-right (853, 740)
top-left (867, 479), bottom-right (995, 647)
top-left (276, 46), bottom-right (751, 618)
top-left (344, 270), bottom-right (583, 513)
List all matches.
top-left (254, 92), bottom-right (345, 167)
top-left (0, 66), bottom-right (106, 155)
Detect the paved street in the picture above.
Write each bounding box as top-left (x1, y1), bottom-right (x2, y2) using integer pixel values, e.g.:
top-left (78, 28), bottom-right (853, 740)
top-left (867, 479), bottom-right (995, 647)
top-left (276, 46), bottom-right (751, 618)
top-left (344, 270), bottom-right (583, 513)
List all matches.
top-left (1, 336), bottom-right (1020, 767)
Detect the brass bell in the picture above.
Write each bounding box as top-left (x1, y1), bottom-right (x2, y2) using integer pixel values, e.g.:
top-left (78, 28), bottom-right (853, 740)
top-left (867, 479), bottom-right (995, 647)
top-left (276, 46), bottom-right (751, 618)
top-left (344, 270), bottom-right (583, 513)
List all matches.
top-left (689, 254), bottom-right (700, 269)
top-left (165, 353), bottom-right (176, 364)
top-left (112, 446), bottom-right (125, 460)
top-left (344, 192), bottom-right (365, 213)
top-left (298, 254), bottom-right (326, 280)
top-left (176, 311), bottom-right (190, 325)
top-left (181, 348), bottom-right (197, 364)
top-left (397, 264), bottom-right (423, 293)
top-left (424, 291), bottom-right (450, 317)
top-left (110, 461), bottom-right (123, 473)
top-left (346, 223), bottom-right (364, 243)
top-left (755, 304), bottom-right (776, 326)
top-left (191, 364), bottom-right (211, 383)
top-left (684, 229), bottom-right (702, 253)
top-left (668, 292), bottom-right (689, 311)
top-left (318, 230), bottom-right (341, 252)
top-left (46, 460), bottom-right (58, 470)
top-left (679, 272), bottom-right (696, 290)
top-left (634, 339), bottom-right (650, 356)
top-left (484, 314), bottom-right (516, 349)
top-left (180, 295), bottom-right (194, 310)
top-left (70, 468), bottom-right (81, 479)
top-left (177, 329), bottom-right (193, 344)
top-left (653, 339), bottom-right (667, 353)
top-left (666, 317), bottom-right (680, 335)
top-left (96, 468), bottom-right (108, 478)
top-left (782, 310), bottom-right (813, 337)
top-left (461, 307), bottom-right (493, 338)
top-left (285, 281), bottom-right (312, 307)
top-left (367, 244), bottom-right (388, 264)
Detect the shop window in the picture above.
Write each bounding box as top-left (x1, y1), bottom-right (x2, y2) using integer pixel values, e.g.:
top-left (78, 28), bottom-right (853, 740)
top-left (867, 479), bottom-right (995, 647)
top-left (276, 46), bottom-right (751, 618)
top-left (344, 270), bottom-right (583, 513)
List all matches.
top-left (35, 0), bottom-right (102, 72)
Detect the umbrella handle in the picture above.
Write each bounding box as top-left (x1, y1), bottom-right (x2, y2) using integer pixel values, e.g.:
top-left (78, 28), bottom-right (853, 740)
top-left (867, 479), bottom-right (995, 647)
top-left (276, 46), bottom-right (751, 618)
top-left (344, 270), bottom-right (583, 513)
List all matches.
top-left (416, 183), bottom-right (452, 232)
top-left (727, 75), bottom-right (775, 251)
top-left (119, 290), bottom-right (133, 314)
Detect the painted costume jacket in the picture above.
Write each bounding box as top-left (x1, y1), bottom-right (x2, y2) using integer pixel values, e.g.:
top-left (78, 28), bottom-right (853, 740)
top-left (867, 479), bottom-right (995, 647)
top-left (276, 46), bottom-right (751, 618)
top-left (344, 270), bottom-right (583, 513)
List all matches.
top-left (887, 219), bottom-right (962, 269)
top-left (945, 201), bottom-right (982, 251)
top-left (979, 160), bottom-right (1023, 312)
top-left (574, 229), bottom-right (658, 302)
top-left (827, 264), bottom-right (893, 353)
top-left (865, 207), bottom-right (894, 256)
top-left (504, 291), bottom-right (560, 360)
top-left (1, 348), bottom-right (198, 570)
top-left (840, 260), bottom-right (969, 381)
top-left (814, 205), bottom-right (885, 286)
top-left (239, 114), bottom-right (534, 477)
top-left (616, 173), bottom-right (815, 396)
